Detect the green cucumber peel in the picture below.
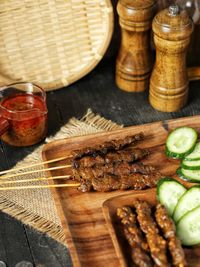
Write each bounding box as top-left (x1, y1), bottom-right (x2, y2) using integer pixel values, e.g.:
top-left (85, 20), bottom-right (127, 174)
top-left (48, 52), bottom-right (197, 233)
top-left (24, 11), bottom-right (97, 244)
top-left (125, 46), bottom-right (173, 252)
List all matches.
top-left (173, 185), bottom-right (200, 223)
top-left (165, 127), bottom-right (198, 159)
top-left (182, 159), bottom-right (200, 170)
top-left (184, 142), bottom-right (200, 161)
top-left (157, 177), bottom-right (186, 216)
top-left (176, 205), bottom-right (200, 246)
top-left (177, 168), bottom-right (200, 183)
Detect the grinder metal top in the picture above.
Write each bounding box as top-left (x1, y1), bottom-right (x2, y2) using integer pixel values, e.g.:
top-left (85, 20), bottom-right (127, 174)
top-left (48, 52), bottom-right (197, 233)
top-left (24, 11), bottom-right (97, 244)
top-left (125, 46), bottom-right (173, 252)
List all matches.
top-left (153, 4), bottom-right (193, 40)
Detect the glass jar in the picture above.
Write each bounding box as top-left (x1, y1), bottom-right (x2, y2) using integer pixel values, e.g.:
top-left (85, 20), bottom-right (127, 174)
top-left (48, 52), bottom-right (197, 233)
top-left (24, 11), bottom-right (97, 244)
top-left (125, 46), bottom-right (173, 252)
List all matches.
top-left (0, 82), bottom-right (48, 146)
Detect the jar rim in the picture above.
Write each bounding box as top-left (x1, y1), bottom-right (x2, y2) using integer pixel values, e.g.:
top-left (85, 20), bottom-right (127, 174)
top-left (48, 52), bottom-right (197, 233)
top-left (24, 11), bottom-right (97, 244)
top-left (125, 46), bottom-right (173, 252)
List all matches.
top-left (0, 82), bottom-right (47, 116)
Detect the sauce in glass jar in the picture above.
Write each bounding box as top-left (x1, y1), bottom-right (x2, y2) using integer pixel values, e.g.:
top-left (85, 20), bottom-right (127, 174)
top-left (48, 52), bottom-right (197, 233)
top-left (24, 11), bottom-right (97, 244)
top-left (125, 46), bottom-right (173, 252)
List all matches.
top-left (0, 83), bottom-right (47, 147)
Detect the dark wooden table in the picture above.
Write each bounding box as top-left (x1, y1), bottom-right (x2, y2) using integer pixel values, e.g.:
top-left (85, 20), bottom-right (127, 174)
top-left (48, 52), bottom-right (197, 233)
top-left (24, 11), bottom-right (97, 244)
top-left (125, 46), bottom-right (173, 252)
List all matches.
top-left (0, 6), bottom-right (200, 266)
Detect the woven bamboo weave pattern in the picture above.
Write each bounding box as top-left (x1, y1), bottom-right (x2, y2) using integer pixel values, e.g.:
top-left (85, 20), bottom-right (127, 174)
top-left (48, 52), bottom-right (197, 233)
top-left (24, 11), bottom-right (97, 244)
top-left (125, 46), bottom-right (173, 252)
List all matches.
top-left (0, 0), bottom-right (113, 91)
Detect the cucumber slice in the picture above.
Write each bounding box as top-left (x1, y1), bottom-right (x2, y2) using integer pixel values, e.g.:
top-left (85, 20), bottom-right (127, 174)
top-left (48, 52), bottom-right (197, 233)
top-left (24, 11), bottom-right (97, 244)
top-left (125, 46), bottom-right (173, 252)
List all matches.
top-left (173, 186), bottom-right (200, 223)
top-left (184, 142), bottom-right (200, 161)
top-left (182, 159), bottom-right (200, 170)
top-left (177, 168), bottom-right (200, 182)
top-left (166, 127), bottom-right (198, 159)
top-left (157, 178), bottom-right (186, 216)
top-left (177, 206), bottom-right (200, 246)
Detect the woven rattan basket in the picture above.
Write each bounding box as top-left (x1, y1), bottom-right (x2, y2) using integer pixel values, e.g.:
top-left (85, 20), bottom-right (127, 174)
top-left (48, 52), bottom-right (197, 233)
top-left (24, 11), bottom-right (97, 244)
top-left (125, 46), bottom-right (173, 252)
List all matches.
top-left (0, 0), bottom-right (113, 91)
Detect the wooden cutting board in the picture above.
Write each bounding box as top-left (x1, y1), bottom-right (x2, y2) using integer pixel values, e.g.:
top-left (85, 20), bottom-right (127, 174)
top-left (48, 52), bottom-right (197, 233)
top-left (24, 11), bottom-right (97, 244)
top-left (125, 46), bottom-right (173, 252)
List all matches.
top-left (42, 115), bottom-right (200, 267)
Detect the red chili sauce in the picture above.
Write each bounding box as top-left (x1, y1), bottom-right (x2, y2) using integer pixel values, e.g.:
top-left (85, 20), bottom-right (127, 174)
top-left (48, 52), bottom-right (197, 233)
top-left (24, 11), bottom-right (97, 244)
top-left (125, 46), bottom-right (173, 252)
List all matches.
top-left (0, 94), bottom-right (47, 146)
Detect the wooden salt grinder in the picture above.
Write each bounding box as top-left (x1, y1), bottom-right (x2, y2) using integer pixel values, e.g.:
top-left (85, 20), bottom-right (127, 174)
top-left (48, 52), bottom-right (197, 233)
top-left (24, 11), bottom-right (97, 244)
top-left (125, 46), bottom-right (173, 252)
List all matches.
top-left (149, 5), bottom-right (194, 112)
top-left (116, 0), bottom-right (157, 92)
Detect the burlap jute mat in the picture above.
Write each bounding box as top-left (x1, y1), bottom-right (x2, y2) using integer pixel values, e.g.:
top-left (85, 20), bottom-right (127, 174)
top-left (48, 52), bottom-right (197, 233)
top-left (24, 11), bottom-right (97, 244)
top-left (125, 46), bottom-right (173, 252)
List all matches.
top-left (0, 109), bottom-right (122, 244)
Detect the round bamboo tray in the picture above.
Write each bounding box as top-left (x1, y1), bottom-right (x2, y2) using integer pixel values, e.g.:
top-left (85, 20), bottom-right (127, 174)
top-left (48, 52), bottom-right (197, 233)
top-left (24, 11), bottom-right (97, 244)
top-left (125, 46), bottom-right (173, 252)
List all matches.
top-left (0, 0), bottom-right (114, 91)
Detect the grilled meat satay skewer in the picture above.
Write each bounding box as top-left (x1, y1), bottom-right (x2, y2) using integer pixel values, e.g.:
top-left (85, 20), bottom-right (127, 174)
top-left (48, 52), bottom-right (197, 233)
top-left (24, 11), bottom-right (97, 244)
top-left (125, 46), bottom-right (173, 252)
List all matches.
top-left (155, 204), bottom-right (187, 267)
top-left (73, 160), bottom-right (159, 192)
top-left (0, 133), bottom-right (145, 178)
top-left (73, 162), bottom-right (155, 181)
top-left (72, 132), bottom-right (144, 159)
top-left (72, 148), bottom-right (149, 168)
top-left (77, 170), bottom-right (161, 192)
top-left (117, 206), bottom-right (153, 267)
top-left (2, 157), bottom-right (151, 182)
top-left (134, 201), bottom-right (170, 267)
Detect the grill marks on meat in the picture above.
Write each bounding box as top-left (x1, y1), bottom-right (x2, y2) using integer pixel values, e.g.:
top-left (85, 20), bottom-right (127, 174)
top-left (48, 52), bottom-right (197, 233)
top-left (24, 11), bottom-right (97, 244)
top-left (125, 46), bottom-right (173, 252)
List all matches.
top-left (73, 162), bottom-right (155, 180)
top-left (77, 169), bottom-right (161, 192)
top-left (134, 201), bottom-right (170, 267)
top-left (117, 206), bottom-right (153, 267)
top-left (119, 171), bottom-right (160, 190)
top-left (70, 132), bottom-right (162, 192)
top-left (105, 149), bottom-right (149, 164)
top-left (72, 148), bottom-right (149, 169)
top-left (155, 204), bottom-right (186, 267)
top-left (72, 133), bottom-right (144, 159)
top-left (72, 146), bottom-right (161, 192)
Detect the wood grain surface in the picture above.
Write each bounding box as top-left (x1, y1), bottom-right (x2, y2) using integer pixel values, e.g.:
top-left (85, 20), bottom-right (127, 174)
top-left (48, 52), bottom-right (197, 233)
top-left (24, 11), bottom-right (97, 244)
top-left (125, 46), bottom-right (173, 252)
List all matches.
top-left (103, 190), bottom-right (200, 267)
top-left (42, 115), bottom-right (200, 267)
top-left (116, 0), bottom-right (156, 92)
top-left (149, 7), bottom-right (194, 112)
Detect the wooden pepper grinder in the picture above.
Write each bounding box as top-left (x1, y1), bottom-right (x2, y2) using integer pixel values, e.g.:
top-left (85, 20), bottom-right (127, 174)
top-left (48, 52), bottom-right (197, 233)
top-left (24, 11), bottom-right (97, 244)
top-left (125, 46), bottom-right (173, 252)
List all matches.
top-left (116, 0), bottom-right (157, 92)
top-left (149, 5), bottom-right (194, 112)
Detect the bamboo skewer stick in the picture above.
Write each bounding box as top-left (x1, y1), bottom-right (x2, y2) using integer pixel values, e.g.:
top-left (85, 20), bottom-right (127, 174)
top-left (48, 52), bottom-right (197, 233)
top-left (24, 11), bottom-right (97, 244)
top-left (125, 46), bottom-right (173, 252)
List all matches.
top-left (0, 175), bottom-right (71, 185)
top-left (1, 165), bottom-right (70, 180)
top-left (0, 156), bottom-right (71, 176)
top-left (0, 183), bottom-right (80, 191)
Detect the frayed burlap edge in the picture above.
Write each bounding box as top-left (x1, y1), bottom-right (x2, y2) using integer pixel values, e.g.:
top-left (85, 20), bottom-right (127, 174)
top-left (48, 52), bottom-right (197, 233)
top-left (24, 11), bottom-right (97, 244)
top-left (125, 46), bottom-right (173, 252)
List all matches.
top-left (0, 195), bottom-right (65, 243)
top-left (0, 109), bottom-right (123, 244)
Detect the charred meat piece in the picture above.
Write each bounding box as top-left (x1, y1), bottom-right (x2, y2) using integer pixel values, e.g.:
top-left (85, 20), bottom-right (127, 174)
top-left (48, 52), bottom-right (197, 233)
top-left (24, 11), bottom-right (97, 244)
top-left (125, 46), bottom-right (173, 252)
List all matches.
top-left (128, 162), bottom-right (155, 175)
top-left (134, 201), bottom-right (158, 234)
top-left (105, 148), bottom-right (149, 165)
top-left (117, 207), bottom-right (149, 252)
top-left (117, 206), bottom-right (153, 267)
top-left (155, 204), bottom-right (187, 267)
top-left (78, 170), bottom-right (161, 192)
top-left (104, 162), bottom-right (155, 176)
top-left (72, 148), bottom-right (149, 169)
top-left (72, 155), bottom-right (105, 169)
top-left (92, 174), bottom-right (121, 192)
top-left (73, 162), bottom-right (155, 181)
top-left (134, 201), bottom-right (170, 267)
top-left (72, 133), bottom-right (144, 159)
top-left (120, 171), bottom-right (160, 190)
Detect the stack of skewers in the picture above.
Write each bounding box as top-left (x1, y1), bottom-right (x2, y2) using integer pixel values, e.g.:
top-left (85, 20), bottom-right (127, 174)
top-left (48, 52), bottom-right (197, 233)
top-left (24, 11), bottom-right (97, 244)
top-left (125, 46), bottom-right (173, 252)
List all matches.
top-left (0, 132), bottom-right (162, 192)
top-left (117, 201), bottom-right (186, 267)
top-left (71, 132), bottom-right (162, 192)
